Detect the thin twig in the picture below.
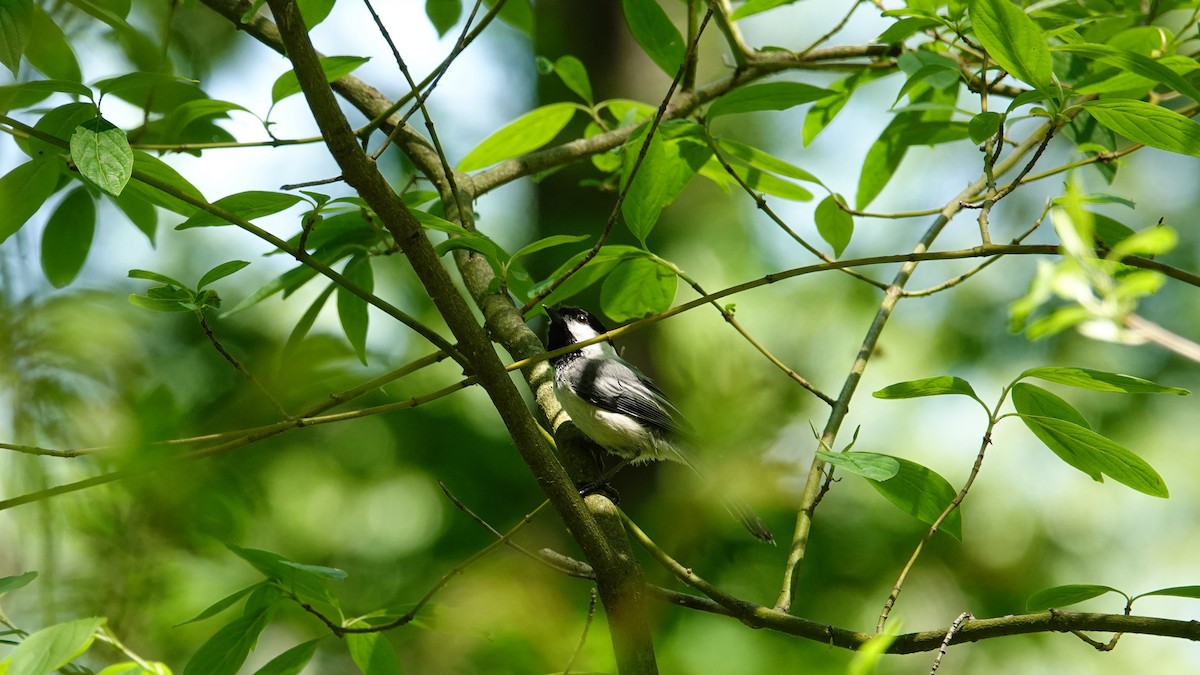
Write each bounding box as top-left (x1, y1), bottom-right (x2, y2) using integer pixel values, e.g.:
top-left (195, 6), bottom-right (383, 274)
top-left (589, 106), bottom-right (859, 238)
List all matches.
top-left (197, 311), bottom-right (290, 418)
top-left (929, 612), bottom-right (973, 674)
top-left (796, 0), bottom-right (862, 57)
top-left (562, 589), bottom-right (598, 675)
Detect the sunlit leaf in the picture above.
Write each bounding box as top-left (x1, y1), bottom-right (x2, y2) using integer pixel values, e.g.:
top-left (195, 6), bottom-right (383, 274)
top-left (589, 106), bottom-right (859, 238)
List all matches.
top-left (457, 102), bottom-right (577, 171)
top-left (271, 55), bottom-right (370, 105)
top-left (0, 570), bottom-right (37, 596)
top-left (865, 455), bottom-right (963, 540)
top-left (969, 0), bottom-right (1052, 89)
top-left (346, 631), bottom-right (403, 675)
top-left (8, 617), bottom-right (105, 675)
top-left (175, 583), bottom-right (263, 627)
top-left (1055, 43), bottom-right (1200, 104)
top-left (197, 260), bottom-right (251, 289)
top-left (553, 55), bottom-right (593, 104)
top-left (873, 376), bottom-right (982, 404)
top-left (182, 609), bottom-right (271, 675)
top-left (177, 191), bottom-right (304, 229)
top-left (0, 0), bottom-right (34, 76)
top-left (69, 115), bottom-right (133, 196)
top-left (253, 639), bottom-right (321, 675)
top-left (707, 81), bottom-right (833, 119)
top-left (600, 256), bottom-right (677, 321)
top-left (1080, 99), bottom-right (1200, 157)
top-left (0, 158), bottom-right (62, 246)
top-left (621, 0), bottom-right (684, 76)
top-left (25, 4), bottom-right (81, 81)
top-left (815, 451), bottom-right (900, 481)
top-left (1026, 584), bottom-right (1123, 611)
top-left (814, 194), bottom-right (852, 256)
top-left (425, 0), bottom-right (462, 36)
top-left (1020, 367), bottom-right (1189, 396)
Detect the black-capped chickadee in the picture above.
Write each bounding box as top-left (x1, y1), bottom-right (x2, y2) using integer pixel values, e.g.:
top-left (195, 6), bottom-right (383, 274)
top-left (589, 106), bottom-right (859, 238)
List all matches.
top-left (544, 305), bottom-right (773, 543)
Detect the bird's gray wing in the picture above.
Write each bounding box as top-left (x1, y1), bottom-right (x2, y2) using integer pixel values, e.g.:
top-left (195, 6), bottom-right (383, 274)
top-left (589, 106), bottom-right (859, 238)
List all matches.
top-left (575, 358), bottom-right (686, 435)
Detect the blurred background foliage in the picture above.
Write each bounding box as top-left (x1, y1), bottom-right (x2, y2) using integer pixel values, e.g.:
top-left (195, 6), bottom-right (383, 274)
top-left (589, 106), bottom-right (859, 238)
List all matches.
top-left (1, 0), bottom-right (1199, 673)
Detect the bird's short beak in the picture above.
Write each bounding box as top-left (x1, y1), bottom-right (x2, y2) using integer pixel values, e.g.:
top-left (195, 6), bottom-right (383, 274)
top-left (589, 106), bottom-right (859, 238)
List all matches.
top-left (542, 304), bottom-right (560, 321)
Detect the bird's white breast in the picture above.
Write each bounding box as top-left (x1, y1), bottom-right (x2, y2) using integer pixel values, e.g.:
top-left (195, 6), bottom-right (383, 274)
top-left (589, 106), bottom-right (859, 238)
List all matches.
top-left (554, 380), bottom-right (678, 463)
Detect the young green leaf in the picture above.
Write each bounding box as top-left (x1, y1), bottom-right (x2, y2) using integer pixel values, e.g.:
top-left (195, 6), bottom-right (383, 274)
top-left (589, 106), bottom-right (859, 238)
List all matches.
top-left (509, 234), bottom-right (590, 266)
top-left (621, 121), bottom-right (712, 242)
top-left (425, 0), bottom-right (462, 37)
top-left (1020, 367), bottom-right (1189, 395)
top-left (182, 608), bottom-right (271, 675)
top-left (484, 0), bottom-right (532, 37)
top-left (346, 630), bottom-right (403, 675)
top-left (0, 0), bottom-right (34, 76)
top-left (177, 191), bottom-right (304, 229)
top-left (621, 0), bottom-right (684, 76)
top-left (731, 0), bottom-right (792, 20)
top-left (337, 255), bottom-right (373, 365)
top-left (197, 260), bottom-right (251, 289)
top-left (297, 0), bottom-right (335, 29)
top-left (284, 283), bottom-right (335, 355)
top-left (865, 455), bottom-right (963, 540)
top-left (226, 544), bottom-right (339, 608)
top-left (600, 256), bottom-right (677, 321)
top-left (815, 451), bottom-right (900, 481)
top-left (1055, 43), bottom-right (1200, 105)
top-left (1019, 414), bottom-right (1169, 497)
top-left (968, 0), bottom-right (1052, 89)
top-left (128, 294), bottom-right (193, 312)
top-left (1010, 382), bottom-right (1091, 429)
top-left (968, 111), bottom-right (1002, 144)
top-left (128, 268), bottom-right (187, 287)
top-left (1136, 586), bottom-right (1200, 601)
top-left (814, 194), bottom-right (853, 257)
top-left (25, 4), bottom-right (81, 81)
top-left (8, 617), bottom-right (105, 675)
top-left (873, 376), bottom-right (982, 405)
top-left (553, 55), bottom-right (593, 104)
top-left (1026, 584), bottom-right (1123, 611)
top-left (0, 158), bottom-right (60, 246)
top-left (457, 102), bottom-right (577, 171)
top-left (271, 55), bottom-right (370, 105)
top-left (1080, 99), bottom-right (1200, 157)
top-left (707, 82), bottom-right (833, 119)
top-left (175, 583), bottom-right (264, 627)
top-left (875, 17), bottom-right (940, 44)
top-left (40, 187), bottom-right (95, 288)
top-left (531, 245), bottom-right (647, 308)
top-left (253, 639), bottom-right (321, 675)
top-left (0, 570), bottom-right (37, 596)
top-left (716, 138), bottom-right (823, 184)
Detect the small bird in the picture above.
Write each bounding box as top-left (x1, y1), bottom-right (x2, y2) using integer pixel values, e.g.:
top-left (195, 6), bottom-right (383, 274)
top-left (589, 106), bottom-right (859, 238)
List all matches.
top-left (544, 305), bottom-right (774, 543)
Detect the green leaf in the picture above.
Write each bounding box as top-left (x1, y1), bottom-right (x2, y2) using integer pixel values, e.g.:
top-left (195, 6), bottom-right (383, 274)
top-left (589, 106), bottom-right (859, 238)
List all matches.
top-left (197, 260), bottom-right (251, 289)
top-left (338, 255), bottom-right (373, 365)
top-left (284, 283), bottom-right (335, 355)
top-left (968, 0), bottom-right (1052, 89)
top-left (707, 81), bottom-right (834, 119)
top-left (856, 118), bottom-right (970, 208)
top-left (128, 268), bottom-right (187, 288)
top-left (410, 208), bottom-right (470, 236)
top-left (160, 99), bottom-right (249, 143)
top-left (457, 102), bottom-right (577, 171)
top-left (0, 0), bottom-right (34, 76)
top-left (716, 138), bottom-right (822, 184)
top-left (128, 293), bottom-right (192, 313)
top-left (509, 234), bottom-right (590, 266)
top-left (8, 617), bottom-right (105, 675)
top-left (93, 71), bottom-right (195, 98)
top-left (600, 256), bottom-right (677, 322)
top-left (873, 375), bottom-right (981, 403)
top-left (177, 191), bottom-right (304, 229)
top-left (175, 583), bottom-right (264, 627)
top-left (425, 0), bottom-right (462, 36)
top-left (297, 0), bottom-right (335, 28)
top-left (866, 455), bottom-right (963, 540)
top-left (714, 161), bottom-right (813, 201)
top-left (621, 0), bottom-right (684, 76)
top-left (40, 187), bottom-right (95, 288)
top-left (271, 55), bottom-right (370, 105)
top-left (280, 561), bottom-right (347, 580)
top-left (253, 639), bottom-right (321, 675)
top-left (0, 570), bottom-right (37, 596)
top-left (483, 0), bottom-right (532, 37)
top-left (1011, 382), bottom-right (1090, 429)
top-left (69, 115), bottom-right (133, 196)
top-left (1014, 397), bottom-right (1168, 498)
top-left (1020, 367), bottom-right (1189, 396)
top-left (968, 111), bottom-right (1002, 144)
top-left (553, 55), bottom-right (593, 104)
top-left (621, 121), bottom-right (711, 242)
top-left (1055, 43), bottom-right (1200, 105)
top-left (346, 631), bottom-right (403, 675)
top-left (531, 245), bottom-right (647, 308)
top-left (126, 149), bottom-right (204, 216)
top-left (25, 5), bottom-right (81, 81)
top-left (182, 608), bottom-right (271, 675)
top-left (226, 545), bottom-right (338, 608)
top-left (1026, 584), bottom-right (1123, 611)
top-left (731, 0), bottom-right (793, 21)
top-left (875, 16), bottom-right (940, 44)
top-left (1080, 99), bottom-right (1200, 157)
top-left (814, 194), bottom-right (852, 257)
top-left (0, 158), bottom-right (61, 246)
top-left (1137, 585), bottom-right (1200, 600)
top-left (815, 451), bottom-right (900, 481)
